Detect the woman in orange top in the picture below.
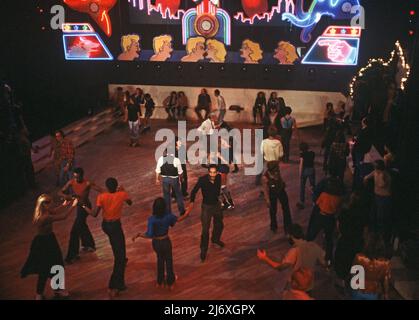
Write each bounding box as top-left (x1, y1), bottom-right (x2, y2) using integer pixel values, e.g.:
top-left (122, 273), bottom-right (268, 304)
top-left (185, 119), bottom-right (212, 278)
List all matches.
top-left (351, 233), bottom-right (391, 300)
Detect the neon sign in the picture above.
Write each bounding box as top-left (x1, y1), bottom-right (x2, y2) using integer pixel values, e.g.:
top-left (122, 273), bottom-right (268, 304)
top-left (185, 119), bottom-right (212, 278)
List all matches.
top-left (62, 23), bottom-right (95, 33)
top-left (63, 0), bottom-right (117, 37)
top-left (282, 0), bottom-right (361, 42)
top-left (302, 26), bottom-right (361, 65)
top-left (182, 0), bottom-right (231, 45)
top-left (62, 23), bottom-right (113, 60)
top-left (234, 0), bottom-right (295, 24)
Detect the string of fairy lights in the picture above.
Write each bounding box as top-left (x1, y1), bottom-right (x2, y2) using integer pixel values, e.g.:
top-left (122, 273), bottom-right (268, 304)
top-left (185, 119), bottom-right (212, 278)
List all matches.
top-left (349, 41), bottom-right (411, 98)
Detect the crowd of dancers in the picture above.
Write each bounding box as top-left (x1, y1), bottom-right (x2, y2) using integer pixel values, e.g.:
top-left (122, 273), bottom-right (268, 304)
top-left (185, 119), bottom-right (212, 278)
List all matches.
top-left (20, 89), bottom-right (396, 300)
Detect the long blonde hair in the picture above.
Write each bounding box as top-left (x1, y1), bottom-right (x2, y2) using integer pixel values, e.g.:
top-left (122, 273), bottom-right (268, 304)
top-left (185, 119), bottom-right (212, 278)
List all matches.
top-left (206, 39), bottom-right (227, 63)
top-left (243, 39), bottom-right (263, 63)
top-left (33, 194), bottom-right (52, 224)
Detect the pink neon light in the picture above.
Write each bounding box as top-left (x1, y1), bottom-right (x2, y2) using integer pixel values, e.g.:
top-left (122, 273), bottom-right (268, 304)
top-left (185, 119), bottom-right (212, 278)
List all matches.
top-left (318, 39), bottom-right (354, 64)
top-left (147, 0), bottom-right (185, 20)
top-left (234, 0), bottom-right (295, 24)
top-left (197, 0), bottom-right (217, 15)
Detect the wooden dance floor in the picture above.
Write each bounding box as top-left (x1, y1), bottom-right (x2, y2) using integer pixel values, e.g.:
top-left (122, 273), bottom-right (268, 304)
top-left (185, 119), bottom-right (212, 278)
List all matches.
top-left (0, 121), bottom-right (358, 299)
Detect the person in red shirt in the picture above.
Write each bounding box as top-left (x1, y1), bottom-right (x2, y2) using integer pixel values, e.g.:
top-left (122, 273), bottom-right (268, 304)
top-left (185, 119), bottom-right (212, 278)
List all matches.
top-left (59, 167), bottom-right (104, 264)
top-left (54, 130), bottom-right (76, 186)
top-left (83, 177), bottom-right (132, 298)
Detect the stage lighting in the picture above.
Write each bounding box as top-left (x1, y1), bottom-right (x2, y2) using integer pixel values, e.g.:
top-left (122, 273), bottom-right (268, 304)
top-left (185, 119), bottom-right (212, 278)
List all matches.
top-left (241, 66), bottom-right (247, 72)
top-left (308, 67), bottom-right (316, 81)
top-left (264, 67), bottom-right (269, 72)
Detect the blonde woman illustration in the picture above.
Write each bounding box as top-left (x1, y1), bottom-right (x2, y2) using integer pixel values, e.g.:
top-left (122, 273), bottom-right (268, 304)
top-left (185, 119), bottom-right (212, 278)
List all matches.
top-left (240, 39), bottom-right (263, 64)
top-left (205, 39), bottom-right (227, 63)
top-left (274, 41), bottom-right (299, 65)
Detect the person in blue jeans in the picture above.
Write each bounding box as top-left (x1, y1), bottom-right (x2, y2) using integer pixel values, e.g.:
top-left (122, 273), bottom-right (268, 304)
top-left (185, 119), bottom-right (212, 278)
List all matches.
top-left (297, 142), bottom-right (316, 209)
top-left (155, 150), bottom-right (185, 216)
top-left (132, 198), bottom-right (192, 290)
top-left (280, 107), bottom-right (297, 163)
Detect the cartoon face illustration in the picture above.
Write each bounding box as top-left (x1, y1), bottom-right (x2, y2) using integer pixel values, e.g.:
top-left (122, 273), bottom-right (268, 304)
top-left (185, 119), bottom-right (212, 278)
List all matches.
top-left (274, 41), bottom-right (299, 64)
top-left (205, 39), bottom-right (227, 63)
top-left (181, 36), bottom-right (206, 62)
top-left (118, 34), bottom-right (140, 61)
top-left (150, 35), bottom-right (173, 61)
top-left (240, 39), bottom-right (263, 64)
top-left (162, 40), bottom-right (173, 55)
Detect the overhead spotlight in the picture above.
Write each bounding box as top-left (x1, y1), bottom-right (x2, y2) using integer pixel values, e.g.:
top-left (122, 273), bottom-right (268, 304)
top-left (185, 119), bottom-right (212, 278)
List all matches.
top-left (116, 64), bottom-right (120, 68)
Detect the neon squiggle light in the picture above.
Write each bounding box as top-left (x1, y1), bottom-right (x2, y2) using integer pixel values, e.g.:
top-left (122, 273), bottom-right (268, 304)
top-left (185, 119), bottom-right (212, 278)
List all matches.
top-left (282, 0), bottom-right (361, 43)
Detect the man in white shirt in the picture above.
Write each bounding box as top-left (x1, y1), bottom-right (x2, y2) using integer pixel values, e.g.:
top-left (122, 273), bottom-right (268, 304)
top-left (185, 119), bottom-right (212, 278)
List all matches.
top-left (197, 112), bottom-right (219, 166)
top-left (155, 150), bottom-right (185, 215)
top-left (214, 89), bottom-right (226, 123)
top-left (256, 125), bottom-right (283, 185)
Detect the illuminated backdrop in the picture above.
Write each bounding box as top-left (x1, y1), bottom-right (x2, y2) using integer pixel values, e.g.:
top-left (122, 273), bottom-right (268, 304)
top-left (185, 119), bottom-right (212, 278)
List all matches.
top-left (62, 0), bottom-right (362, 65)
